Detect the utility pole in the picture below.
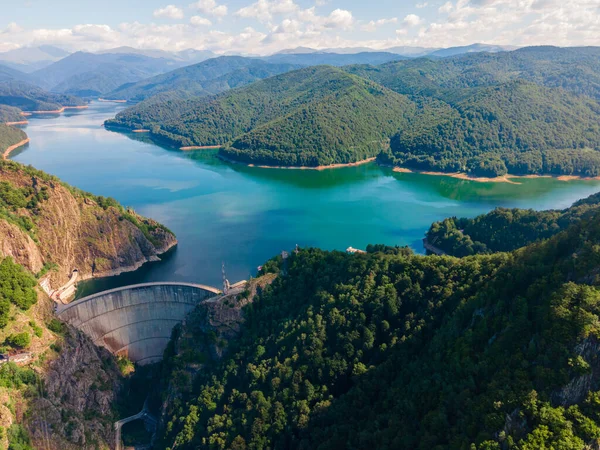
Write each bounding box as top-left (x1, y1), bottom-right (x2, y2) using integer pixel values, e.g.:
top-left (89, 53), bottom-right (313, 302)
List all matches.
top-left (222, 262), bottom-right (230, 295)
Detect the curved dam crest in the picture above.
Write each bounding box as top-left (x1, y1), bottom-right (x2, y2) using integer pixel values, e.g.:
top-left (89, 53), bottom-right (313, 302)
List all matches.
top-left (57, 282), bottom-right (221, 365)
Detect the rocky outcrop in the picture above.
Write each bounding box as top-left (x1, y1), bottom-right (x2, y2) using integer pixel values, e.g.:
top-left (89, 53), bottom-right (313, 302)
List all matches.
top-left (552, 336), bottom-right (600, 407)
top-left (0, 161), bottom-right (177, 291)
top-left (0, 220), bottom-right (44, 274)
top-left (27, 326), bottom-right (122, 450)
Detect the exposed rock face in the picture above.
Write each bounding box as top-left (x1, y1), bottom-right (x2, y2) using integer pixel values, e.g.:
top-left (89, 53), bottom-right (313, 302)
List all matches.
top-left (27, 326), bottom-right (122, 450)
top-left (0, 161), bottom-right (177, 291)
top-left (552, 336), bottom-right (600, 407)
top-left (0, 220), bottom-right (44, 274)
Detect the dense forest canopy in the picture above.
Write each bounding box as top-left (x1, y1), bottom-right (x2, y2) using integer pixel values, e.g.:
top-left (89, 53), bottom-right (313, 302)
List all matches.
top-left (380, 81), bottom-right (600, 177)
top-left (0, 80), bottom-right (85, 111)
top-left (108, 66), bottom-right (416, 167)
top-left (426, 191), bottom-right (600, 257)
top-left (107, 46), bottom-right (600, 174)
top-left (0, 105), bottom-right (24, 123)
top-left (346, 46), bottom-right (600, 100)
top-left (154, 208), bottom-right (600, 450)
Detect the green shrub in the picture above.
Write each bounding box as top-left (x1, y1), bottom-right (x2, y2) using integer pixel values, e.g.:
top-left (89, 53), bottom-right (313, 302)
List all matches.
top-left (7, 424), bottom-right (33, 450)
top-left (5, 332), bottom-right (31, 349)
top-left (28, 321), bottom-right (42, 338)
top-left (47, 318), bottom-right (66, 335)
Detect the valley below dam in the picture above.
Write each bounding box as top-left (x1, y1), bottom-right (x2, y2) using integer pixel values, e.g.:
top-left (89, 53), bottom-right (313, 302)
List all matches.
top-left (9, 101), bottom-right (600, 298)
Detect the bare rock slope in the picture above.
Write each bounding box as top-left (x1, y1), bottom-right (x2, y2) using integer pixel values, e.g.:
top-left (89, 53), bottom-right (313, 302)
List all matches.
top-left (0, 160), bottom-right (176, 290)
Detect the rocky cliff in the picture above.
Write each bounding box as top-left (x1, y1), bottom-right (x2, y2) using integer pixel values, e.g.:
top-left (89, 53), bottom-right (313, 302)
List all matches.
top-left (27, 324), bottom-right (122, 450)
top-left (0, 160), bottom-right (177, 292)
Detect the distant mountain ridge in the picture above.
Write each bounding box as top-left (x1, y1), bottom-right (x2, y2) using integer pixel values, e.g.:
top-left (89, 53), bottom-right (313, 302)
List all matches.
top-left (104, 56), bottom-right (301, 102)
top-left (31, 51), bottom-right (190, 97)
top-left (0, 45), bottom-right (70, 73)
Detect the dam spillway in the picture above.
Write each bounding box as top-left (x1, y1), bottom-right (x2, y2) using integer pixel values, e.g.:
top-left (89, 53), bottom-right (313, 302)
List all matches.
top-left (56, 282), bottom-right (221, 365)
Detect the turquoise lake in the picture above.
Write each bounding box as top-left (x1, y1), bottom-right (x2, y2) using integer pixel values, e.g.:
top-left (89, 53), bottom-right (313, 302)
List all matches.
top-left (10, 101), bottom-right (600, 296)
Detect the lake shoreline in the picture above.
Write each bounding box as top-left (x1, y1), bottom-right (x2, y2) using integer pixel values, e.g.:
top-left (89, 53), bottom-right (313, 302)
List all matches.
top-left (2, 138), bottom-right (30, 160)
top-left (218, 154), bottom-right (377, 170)
top-left (24, 105), bottom-right (89, 115)
top-left (391, 166), bottom-right (600, 184)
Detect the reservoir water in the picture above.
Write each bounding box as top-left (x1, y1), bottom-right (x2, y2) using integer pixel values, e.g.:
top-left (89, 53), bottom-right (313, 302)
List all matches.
top-left (10, 101), bottom-right (600, 297)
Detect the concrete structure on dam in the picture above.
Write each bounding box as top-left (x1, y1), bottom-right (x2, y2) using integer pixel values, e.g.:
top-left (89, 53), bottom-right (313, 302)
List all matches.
top-left (57, 282), bottom-right (221, 365)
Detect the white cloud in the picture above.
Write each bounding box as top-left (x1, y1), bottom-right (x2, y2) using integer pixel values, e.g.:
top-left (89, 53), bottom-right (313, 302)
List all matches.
top-left (297, 7), bottom-right (354, 30)
top-left (153, 5), bottom-right (185, 20)
top-left (416, 2), bottom-right (428, 8)
top-left (439, 2), bottom-right (453, 13)
top-left (190, 15), bottom-right (212, 26)
top-left (189, 0), bottom-right (228, 17)
top-left (402, 14), bottom-right (423, 27)
top-left (2, 0), bottom-right (600, 55)
top-left (235, 0), bottom-right (299, 23)
top-left (361, 17), bottom-right (398, 32)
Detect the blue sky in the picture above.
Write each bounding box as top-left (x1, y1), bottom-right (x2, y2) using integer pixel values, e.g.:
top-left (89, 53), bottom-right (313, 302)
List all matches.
top-left (2, 0), bottom-right (599, 54)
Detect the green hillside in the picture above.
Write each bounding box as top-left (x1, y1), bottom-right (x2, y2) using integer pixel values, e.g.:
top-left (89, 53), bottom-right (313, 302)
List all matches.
top-left (0, 80), bottom-right (86, 111)
top-left (426, 192), bottom-right (600, 257)
top-left (347, 46), bottom-right (600, 100)
top-left (379, 81), bottom-right (600, 177)
top-left (0, 124), bottom-right (27, 155)
top-left (0, 105), bottom-right (24, 123)
top-left (105, 56), bottom-right (300, 102)
top-left (107, 66), bottom-right (416, 166)
top-left (155, 209), bottom-right (600, 450)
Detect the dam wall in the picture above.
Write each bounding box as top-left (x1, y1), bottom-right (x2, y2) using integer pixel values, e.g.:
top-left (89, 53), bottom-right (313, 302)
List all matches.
top-left (57, 283), bottom-right (220, 364)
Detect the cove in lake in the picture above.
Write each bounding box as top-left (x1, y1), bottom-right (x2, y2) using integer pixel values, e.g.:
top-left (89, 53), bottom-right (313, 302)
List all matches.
top-left (10, 101), bottom-right (600, 297)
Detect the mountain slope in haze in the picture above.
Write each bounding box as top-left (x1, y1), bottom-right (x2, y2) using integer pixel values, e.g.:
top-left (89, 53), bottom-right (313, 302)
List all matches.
top-left (107, 66), bottom-right (416, 167)
top-left (155, 208), bottom-right (600, 450)
top-left (32, 51), bottom-right (188, 96)
top-left (428, 43), bottom-right (519, 57)
top-left (0, 80), bottom-right (86, 111)
top-left (0, 45), bottom-right (70, 73)
top-left (426, 191), bottom-right (600, 256)
top-left (262, 51), bottom-right (405, 67)
top-left (0, 63), bottom-right (35, 84)
top-left (97, 46), bottom-right (215, 64)
top-left (105, 56), bottom-right (300, 102)
top-left (380, 80), bottom-right (600, 177)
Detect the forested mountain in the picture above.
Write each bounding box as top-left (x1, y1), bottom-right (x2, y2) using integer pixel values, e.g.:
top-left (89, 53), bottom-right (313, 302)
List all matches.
top-left (105, 56), bottom-right (300, 102)
top-left (347, 46), bottom-right (600, 100)
top-left (379, 81), bottom-right (600, 177)
top-left (106, 46), bottom-right (600, 174)
top-left (0, 80), bottom-right (86, 111)
top-left (427, 43), bottom-right (518, 57)
top-left (262, 51), bottom-right (405, 67)
top-left (32, 51), bottom-right (187, 97)
top-left (0, 105), bottom-right (25, 123)
top-left (97, 46), bottom-right (215, 64)
top-left (426, 192), bottom-right (600, 256)
top-left (107, 66), bottom-right (416, 166)
top-left (154, 209), bottom-right (600, 450)
top-left (0, 124), bottom-right (27, 155)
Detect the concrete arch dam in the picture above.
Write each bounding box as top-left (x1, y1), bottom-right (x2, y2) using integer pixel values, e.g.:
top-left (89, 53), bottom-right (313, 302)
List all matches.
top-left (56, 283), bottom-right (221, 365)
